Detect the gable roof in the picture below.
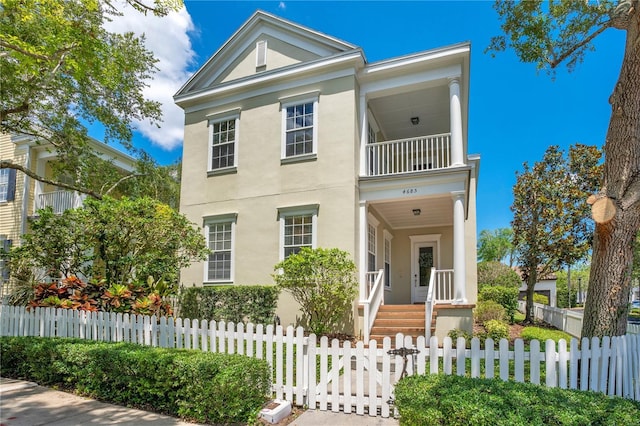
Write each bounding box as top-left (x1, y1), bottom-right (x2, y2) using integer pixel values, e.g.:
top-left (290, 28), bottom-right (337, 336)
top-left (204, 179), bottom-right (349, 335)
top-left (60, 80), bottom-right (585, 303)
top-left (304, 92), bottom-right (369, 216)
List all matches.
top-left (175, 10), bottom-right (358, 98)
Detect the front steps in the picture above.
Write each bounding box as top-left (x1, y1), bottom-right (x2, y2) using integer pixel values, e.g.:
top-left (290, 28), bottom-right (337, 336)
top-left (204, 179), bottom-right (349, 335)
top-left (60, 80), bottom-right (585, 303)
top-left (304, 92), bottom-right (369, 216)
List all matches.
top-left (369, 304), bottom-right (435, 342)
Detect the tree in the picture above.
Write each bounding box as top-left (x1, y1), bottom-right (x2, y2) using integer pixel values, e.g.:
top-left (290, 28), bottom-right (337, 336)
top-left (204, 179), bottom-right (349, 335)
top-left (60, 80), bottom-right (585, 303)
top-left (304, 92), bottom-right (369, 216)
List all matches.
top-left (511, 144), bottom-right (601, 323)
top-left (477, 228), bottom-right (515, 266)
top-left (489, 0), bottom-right (639, 337)
top-left (556, 265), bottom-right (590, 309)
top-left (477, 261), bottom-right (521, 288)
top-left (0, 0), bottom-right (180, 196)
top-left (11, 196), bottom-right (208, 287)
top-left (273, 248), bottom-right (358, 336)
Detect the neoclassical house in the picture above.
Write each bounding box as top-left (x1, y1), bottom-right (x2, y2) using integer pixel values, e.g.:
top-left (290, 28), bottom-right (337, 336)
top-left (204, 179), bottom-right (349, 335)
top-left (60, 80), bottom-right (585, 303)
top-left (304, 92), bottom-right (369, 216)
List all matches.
top-left (174, 11), bottom-right (480, 341)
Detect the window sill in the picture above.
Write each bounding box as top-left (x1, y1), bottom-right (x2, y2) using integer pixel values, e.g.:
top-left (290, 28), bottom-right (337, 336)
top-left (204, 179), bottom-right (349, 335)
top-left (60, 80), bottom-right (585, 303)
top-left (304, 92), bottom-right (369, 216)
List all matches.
top-left (384, 286), bottom-right (392, 292)
top-left (207, 167), bottom-right (237, 177)
top-left (203, 281), bottom-right (234, 286)
top-left (281, 153), bottom-right (317, 165)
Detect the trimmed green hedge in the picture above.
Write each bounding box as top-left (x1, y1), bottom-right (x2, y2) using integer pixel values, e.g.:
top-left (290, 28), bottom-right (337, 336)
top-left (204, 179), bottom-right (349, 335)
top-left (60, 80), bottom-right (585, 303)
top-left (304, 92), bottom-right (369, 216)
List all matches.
top-left (479, 285), bottom-right (519, 323)
top-left (394, 374), bottom-right (640, 426)
top-left (179, 285), bottom-right (280, 325)
top-left (0, 336), bottom-right (271, 424)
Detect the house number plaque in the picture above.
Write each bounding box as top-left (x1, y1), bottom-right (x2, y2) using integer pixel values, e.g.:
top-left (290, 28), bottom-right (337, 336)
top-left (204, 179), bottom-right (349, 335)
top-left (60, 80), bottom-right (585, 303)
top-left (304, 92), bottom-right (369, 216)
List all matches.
top-left (402, 188), bottom-right (418, 195)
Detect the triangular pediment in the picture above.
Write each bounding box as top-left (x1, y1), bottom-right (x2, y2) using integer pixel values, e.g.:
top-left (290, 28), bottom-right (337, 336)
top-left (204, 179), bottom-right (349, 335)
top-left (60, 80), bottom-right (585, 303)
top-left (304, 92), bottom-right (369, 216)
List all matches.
top-left (176, 10), bottom-right (358, 97)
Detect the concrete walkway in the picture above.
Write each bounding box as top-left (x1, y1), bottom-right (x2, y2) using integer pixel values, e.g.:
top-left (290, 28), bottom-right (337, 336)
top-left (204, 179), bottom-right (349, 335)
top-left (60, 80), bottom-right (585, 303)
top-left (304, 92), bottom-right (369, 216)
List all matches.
top-left (0, 378), bottom-right (399, 426)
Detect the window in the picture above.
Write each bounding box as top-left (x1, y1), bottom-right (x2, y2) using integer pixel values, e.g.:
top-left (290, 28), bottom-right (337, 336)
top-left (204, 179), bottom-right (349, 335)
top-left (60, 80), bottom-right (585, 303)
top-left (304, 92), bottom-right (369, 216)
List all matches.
top-left (204, 214), bottom-right (236, 283)
top-left (0, 236), bottom-right (11, 282)
top-left (281, 97), bottom-right (318, 159)
top-left (0, 168), bottom-right (16, 202)
top-left (278, 205), bottom-right (318, 260)
top-left (384, 230), bottom-right (393, 289)
top-left (208, 115), bottom-right (238, 172)
top-left (367, 224), bottom-right (376, 271)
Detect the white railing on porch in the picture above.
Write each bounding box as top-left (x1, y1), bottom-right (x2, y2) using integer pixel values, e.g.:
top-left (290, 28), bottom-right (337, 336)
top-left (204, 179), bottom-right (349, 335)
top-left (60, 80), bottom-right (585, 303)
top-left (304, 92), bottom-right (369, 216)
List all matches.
top-left (366, 133), bottom-right (451, 177)
top-left (37, 190), bottom-right (82, 214)
top-left (425, 268), bottom-right (436, 340)
top-left (433, 269), bottom-right (455, 303)
top-left (1, 305), bottom-right (640, 418)
top-left (363, 269), bottom-right (384, 342)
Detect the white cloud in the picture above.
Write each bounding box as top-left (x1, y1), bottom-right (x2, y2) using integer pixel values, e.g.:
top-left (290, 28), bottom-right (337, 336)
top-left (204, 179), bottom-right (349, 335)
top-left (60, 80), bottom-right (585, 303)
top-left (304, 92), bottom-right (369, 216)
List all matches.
top-left (103, 3), bottom-right (196, 151)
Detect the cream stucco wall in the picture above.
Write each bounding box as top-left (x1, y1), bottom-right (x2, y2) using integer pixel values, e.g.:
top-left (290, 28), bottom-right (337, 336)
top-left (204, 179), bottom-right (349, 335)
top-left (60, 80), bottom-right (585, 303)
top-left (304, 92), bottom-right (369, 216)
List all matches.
top-left (180, 75), bottom-right (359, 328)
top-left (220, 35), bottom-right (320, 84)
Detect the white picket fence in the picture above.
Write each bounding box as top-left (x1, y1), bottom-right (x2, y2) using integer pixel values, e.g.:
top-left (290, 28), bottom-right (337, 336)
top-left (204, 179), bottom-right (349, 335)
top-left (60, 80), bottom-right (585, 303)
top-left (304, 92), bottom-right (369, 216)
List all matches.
top-left (1, 306), bottom-right (640, 417)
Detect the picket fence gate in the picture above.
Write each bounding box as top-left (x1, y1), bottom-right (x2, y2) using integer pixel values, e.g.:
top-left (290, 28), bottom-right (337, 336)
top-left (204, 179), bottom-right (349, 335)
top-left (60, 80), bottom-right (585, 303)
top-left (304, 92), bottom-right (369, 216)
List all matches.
top-left (1, 306), bottom-right (640, 418)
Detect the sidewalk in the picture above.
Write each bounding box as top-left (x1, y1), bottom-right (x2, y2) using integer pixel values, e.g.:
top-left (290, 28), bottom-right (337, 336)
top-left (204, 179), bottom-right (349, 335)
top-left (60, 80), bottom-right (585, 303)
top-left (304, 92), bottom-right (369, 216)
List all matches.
top-left (0, 378), bottom-right (399, 426)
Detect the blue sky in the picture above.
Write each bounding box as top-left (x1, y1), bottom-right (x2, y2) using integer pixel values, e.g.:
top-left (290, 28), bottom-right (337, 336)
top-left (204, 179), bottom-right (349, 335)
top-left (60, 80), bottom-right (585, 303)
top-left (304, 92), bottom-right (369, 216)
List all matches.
top-left (113, 1), bottom-right (625, 235)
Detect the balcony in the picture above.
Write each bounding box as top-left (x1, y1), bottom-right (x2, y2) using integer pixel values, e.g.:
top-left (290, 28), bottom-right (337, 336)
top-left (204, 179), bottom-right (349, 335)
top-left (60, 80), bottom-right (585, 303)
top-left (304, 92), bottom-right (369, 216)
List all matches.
top-left (365, 133), bottom-right (452, 177)
top-left (36, 190), bottom-right (83, 214)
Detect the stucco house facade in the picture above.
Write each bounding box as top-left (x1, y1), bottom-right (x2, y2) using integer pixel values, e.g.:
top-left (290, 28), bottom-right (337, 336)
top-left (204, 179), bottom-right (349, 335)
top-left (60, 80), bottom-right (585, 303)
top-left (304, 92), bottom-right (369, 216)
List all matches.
top-left (174, 11), bottom-right (480, 341)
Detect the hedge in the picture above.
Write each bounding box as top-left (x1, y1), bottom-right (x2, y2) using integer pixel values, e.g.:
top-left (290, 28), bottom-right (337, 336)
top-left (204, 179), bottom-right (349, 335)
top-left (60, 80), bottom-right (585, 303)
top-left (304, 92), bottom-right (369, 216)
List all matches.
top-left (179, 285), bottom-right (280, 325)
top-left (478, 285), bottom-right (519, 323)
top-left (0, 336), bottom-right (271, 425)
top-left (394, 374), bottom-right (640, 426)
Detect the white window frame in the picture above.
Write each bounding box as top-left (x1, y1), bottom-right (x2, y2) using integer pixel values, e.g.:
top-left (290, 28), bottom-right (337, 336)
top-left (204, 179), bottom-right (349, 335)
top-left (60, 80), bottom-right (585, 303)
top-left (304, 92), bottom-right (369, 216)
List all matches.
top-left (0, 169), bottom-right (9, 202)
top-left (367, 214), bottom-right (379, 272)
top-left (203, 213), bottom-right (237, 284)
top-left (383, 229), bottom-right (393, 290)
top-left (207, 113), bottom-right (239, 174)
top-left (278, 204), bottom-right (318, 261)
top-left (280, 96), bottom-right (319, 161)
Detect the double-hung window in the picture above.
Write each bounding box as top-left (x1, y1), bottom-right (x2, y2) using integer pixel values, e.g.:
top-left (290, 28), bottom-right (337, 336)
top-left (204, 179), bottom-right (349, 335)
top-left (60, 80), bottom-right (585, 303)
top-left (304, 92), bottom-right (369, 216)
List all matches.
top-left (204, 214), bottom-right (236, 283)
top-left (281, 96), bottom-right (318, 160)
top-left (208, 114), bottom-right (239, 173)
top-left (278, 205), bottom-right (318, 260)
top-left (367, 214), bottom-right (380, 272)
top-left (384, 230), bottom-right (393, 289)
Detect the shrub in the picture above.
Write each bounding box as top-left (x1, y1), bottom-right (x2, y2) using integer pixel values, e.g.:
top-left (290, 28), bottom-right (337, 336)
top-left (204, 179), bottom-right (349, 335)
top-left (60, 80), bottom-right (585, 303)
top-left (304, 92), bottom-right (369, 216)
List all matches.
top-left (478, 285), bottom-right (519, 323)
top-left (533, 293), bottom-right (549, 305)
top-left (477, 261), bottom-right (521, 288)
top-left (447, 328), bottom-right (473, 348)
top-left (0, 336), bottom-right (271, 424)
top-left (394, 374), bottom-right (640, 426)
top-left (474, 300), bottom-right (505, 324)
top-left (178, 285), bottom-right (280, 325)
top-left (273, 247), bottom-right (357, 335)
top-left (484, 319), bottom-right (509, 341)
top-left (520, 326), bottom-right (573, 344)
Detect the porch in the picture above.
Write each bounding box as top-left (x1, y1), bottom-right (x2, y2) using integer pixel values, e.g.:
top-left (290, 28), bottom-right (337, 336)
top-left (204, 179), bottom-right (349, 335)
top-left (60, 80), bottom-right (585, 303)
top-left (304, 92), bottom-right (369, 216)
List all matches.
top-left (36, 190), bottom-right (84, 214)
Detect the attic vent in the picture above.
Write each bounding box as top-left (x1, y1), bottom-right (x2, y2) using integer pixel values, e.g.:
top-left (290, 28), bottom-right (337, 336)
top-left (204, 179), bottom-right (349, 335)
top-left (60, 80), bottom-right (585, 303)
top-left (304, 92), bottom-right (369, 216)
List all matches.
top-left (256, 40), bottom-right (267, 68)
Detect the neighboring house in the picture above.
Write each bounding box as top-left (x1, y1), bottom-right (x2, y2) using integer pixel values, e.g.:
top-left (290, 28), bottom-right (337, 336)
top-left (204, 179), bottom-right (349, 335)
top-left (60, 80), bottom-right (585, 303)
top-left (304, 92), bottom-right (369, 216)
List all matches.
top-left (515, 268), bottom-right (558, 308)
top-left (0, 133), bottom-right (136, 290)
top-left (174, 11), bottom-right (480, 341)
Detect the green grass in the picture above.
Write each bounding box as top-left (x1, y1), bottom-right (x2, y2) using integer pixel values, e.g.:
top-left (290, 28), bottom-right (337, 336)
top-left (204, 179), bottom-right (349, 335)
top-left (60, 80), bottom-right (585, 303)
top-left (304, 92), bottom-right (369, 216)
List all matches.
top-left (520, 326), bottom-right (573, 344)
top-left (513, 311), bottom-right (526, 323)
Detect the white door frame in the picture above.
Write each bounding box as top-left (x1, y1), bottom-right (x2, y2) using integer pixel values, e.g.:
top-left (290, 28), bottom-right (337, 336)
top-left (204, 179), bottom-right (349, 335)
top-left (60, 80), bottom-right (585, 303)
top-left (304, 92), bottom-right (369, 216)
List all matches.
top-left (410, 234), bottom-right (441, 303)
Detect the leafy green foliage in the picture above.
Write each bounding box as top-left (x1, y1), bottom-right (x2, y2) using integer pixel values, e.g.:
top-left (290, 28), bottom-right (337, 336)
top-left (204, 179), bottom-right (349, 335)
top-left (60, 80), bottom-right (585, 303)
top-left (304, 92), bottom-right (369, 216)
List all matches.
top-left (479, 285), bottom-right (519, 323)
top-left (474, 300), bottom-right (506, 324)
top-left (0, 336), bottom-right (271, 424)
top-left (511, 144), bottom-right (601, 322)
top-left (178, 285), bottom-right (280, 326)
top-left (520, 326), bottom-right (573, 344)
top-left (533, 293), bottom-right (549, 305)
top-left (555, 266), bottom-right (589, 308)
top-left (273, 247), bottom-right (357, 335)
top-left (394, 374), bottom-right (640, 426)
top-left (477, 261), bottom-right (521, 288)
top-left (477, 228), bottom-right (515, 265)
top-left (10, 196), bottom-right (208, 288)
top-left (484, 319), bottom-right (509, 341)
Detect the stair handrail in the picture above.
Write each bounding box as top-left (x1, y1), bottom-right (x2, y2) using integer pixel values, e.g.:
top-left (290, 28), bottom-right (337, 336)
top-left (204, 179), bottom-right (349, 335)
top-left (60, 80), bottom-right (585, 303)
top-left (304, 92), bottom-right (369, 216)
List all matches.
top-left (362, 268), bottom-right (384, 343)
top-left (425, 267), bottom-right (437, 341)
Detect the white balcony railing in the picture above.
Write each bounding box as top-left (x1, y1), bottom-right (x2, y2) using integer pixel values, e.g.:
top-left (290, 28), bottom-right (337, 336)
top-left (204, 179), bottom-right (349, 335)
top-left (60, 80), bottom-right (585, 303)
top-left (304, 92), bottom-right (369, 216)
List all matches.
top-left (366, 133), bottom-right (451, 177)
top-left (36, 190), bottom-right (83, 214)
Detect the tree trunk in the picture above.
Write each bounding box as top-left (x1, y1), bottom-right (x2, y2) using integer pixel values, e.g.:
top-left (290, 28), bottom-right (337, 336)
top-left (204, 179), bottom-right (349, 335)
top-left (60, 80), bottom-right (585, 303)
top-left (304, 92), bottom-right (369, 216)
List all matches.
top-left (582, 12), bottom-right (640, 337)
top-left (525, 269), bottom-right (538, 324)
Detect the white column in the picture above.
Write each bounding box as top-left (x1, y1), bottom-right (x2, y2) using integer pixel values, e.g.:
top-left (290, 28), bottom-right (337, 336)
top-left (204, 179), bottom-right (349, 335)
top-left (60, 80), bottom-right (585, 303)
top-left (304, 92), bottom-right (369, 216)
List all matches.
top-left (358, 200), bottom-right (368, 302)
top-left (451, 191), bottom-right (467, 304)
top-left (448, 77), bottom-right (464, 166)
top-left (359, 94), bottom-right (368, 176)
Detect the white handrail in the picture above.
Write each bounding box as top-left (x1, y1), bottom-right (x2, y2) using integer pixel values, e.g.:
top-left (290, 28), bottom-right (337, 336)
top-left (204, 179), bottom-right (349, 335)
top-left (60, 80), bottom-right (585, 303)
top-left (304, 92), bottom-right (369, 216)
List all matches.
top-left (366, 133), bottom-right (451, 176)
top-left (363, 269), bottom-right (384, 343)
top-left (425, 267), bottom-right (436, 341)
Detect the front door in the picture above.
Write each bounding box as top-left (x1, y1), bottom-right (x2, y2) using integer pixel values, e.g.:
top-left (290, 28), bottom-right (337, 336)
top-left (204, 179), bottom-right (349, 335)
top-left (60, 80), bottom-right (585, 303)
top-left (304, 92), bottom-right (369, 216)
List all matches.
top-left (411, 243), bottom-right (436, 303)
